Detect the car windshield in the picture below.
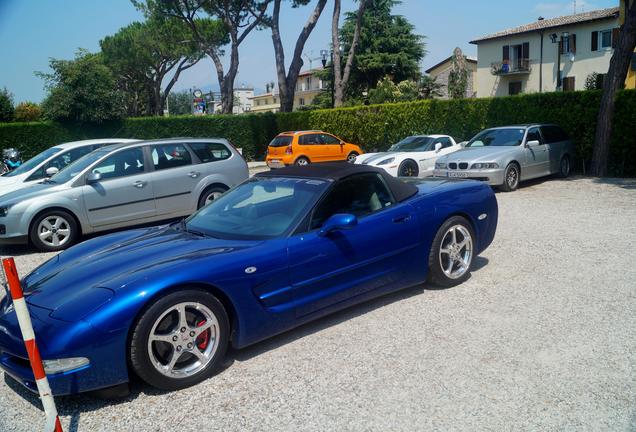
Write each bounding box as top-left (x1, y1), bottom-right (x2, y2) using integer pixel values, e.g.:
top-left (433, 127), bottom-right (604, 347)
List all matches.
top-left (388, 136), bottom-right (435, 152)
top-left (49, 150), bottom-right (109, 184)
top-left (268, 136), bottom-right (293, 147)
top-left (1, 147), bottom-right (61, 177)
top-left (465, 128), bottom-right (525, 147)
top-left (186, 177), bottom-right (329, 240)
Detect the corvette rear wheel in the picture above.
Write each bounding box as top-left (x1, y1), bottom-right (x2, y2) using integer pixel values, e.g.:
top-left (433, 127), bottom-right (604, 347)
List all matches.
top-left (427, 216), bottom-right (474, 288)
top-left (130, 289), bottom-right (229, 391)
top-left (398, 160), bottom-right (419, 177)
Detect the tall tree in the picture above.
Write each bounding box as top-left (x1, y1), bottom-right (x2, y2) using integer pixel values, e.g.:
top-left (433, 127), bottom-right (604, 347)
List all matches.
top-left (167, 89), bottom-right (195, 115)
top-left (340, 0), bottom-right (425, 97)
top-left (331, 0), bottom-right (368, 107)
top-left (38, 50), bottom-right (125, 123)
top-left (447, 47), bottom-right (468, 99)
top-left (0, 87), bottom-right (14, 122)
top-left (590, 1), bottom-right (636, 176)
top-left (101, 18), bottom-right (214, 116)
top-left (269, 0), bottom-right (328, 112)
top-left (419, 75), bottom-right (444, 99)
top-left (135, 0), bottom-right (269, 114)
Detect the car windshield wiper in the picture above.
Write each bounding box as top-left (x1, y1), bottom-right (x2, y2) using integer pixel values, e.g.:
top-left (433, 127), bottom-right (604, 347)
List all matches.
top-left (175, 219), bottom-right (213, 238)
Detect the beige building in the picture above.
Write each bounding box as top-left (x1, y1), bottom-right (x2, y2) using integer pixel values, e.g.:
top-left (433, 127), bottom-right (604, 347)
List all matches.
top-left (250, 68), bottom-right (327, 113)
top-left (471, 7), bottom-right (619, 97)
top-left (425, 55), bottom-right (478, 98)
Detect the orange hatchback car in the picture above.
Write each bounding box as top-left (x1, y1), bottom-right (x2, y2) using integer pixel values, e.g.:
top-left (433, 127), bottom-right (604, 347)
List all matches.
top-left (265, 131), bottom-right (363, 168)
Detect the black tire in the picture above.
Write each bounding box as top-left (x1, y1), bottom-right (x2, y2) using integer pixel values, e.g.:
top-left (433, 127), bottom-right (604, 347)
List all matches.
top-left (295, 156), bottom-right (310, 166)
top-left (499, 162), bottom-right (520, 192)
top-left (427, 216), bottom-right (475, 288)
top-left (346, 152), bottom-right (359, 163)
top-left (29, 209), bottom-right (79, 252)
top-left (129, 289), bottom-right (229, 391)
top-left (198, 185), bottom-right (228, 209)
top-left (398, 159), bottom-right (419, 177)
top-left (558, 155), bottom-right (571, 178)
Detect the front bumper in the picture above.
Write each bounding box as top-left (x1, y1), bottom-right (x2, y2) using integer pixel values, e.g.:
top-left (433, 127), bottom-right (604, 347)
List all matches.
top-left (0, 211), bottom-right (29, 245)
top-left (432, 168), bottom-right (505, 186)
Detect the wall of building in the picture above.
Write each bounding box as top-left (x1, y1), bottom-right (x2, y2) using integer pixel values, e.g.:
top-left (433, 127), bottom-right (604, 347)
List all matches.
top-left (475, 19), bottom-right (617, 97)
top-left (428, 60), bottom-right (478, 98)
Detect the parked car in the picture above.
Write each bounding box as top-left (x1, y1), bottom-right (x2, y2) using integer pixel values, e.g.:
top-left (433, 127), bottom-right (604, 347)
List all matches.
top-left (0, 139), bottom-right (139, 197)
top-left (0, 138), bottom-right (248, 251)
top-left (265, 130), bottom-right (363, 168)
top-left (0, 163), bottom-right (498, 395)
top-left (432, 124), bottom-right (574, 191)
top-left (354, 135), bottom-right (462, 177)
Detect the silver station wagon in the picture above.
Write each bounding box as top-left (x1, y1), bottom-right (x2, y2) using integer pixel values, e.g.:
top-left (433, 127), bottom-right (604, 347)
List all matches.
top-left (433, 124), bottom-right (575, 191)
top-left (0, 138), bottom-right (248, 251)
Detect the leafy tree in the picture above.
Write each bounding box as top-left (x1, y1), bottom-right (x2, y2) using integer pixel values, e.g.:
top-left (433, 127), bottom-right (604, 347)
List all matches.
top-left (584, 72), bottom-right (604, 90)
top-left (167, 90), bottom-right (194, 115)
top-left (0, 87), bottom-right (14, 122)
top-left (340, 0), bottom-right (425, 98)
top-left (135, 0), bottom-right (267, 114)
top-left (419, 75), bottom-right (444, 99)
top-left (14, 102), bottom-right (42, 122)
top-left (368, 76), bottom-right (418, 104)
top-left (447, 47), bottom-right (468, 99)
top-left (38, 50), bottom-right (125, 123)
top-left (101, 17), bottom-right (211, 116)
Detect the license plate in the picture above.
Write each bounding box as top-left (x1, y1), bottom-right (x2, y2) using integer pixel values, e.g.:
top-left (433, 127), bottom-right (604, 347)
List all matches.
top-left (448, 172), bottom-right (469, 178)
top-left (267, 160), bottom-right (285, 168)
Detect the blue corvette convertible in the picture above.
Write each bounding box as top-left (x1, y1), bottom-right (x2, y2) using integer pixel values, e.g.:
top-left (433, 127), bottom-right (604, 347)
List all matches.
top-left (0, 163), bottom-right (497, 395)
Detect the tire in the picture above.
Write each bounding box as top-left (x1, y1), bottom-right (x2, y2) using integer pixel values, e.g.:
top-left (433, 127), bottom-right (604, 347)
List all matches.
top-left (558, 155), bottom-right (571, 178)
top-left (346, 152), bottom-right (359, 163)
top-left (29, 209), bottom-right (79, 252)
top-left (198, 185), bottom-right (228, 209)
top-left (295, 156), bottom-right (310, 166)
top-left (398, 159), bottom-right (419, 177)
top-left (129, 289), bottom-right (229, 391)
top-left (500, 162), bottom-right (520, 192)
top-left (427, 216), bottom-right (475, 288)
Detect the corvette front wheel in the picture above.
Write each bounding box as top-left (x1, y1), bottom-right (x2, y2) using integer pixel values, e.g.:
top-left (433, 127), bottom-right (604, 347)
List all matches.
top-left (129, 289), bottom-right (229, 391)
top-left (427, 216), bottom-right (475, 288)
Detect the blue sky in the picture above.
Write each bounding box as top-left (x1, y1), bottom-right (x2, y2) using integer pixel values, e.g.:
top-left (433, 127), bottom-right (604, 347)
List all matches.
top-left (0, 0), bottom-right (618, 103)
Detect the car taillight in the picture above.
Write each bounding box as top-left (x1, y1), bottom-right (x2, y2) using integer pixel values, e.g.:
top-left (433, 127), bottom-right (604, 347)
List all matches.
top-left (265, 148), bottom-right (269, 156)
top-left (285, 145), bottom-right (293, 155)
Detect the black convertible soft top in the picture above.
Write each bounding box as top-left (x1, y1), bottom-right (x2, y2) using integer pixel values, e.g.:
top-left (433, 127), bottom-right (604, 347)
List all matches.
top-left (256, 162), bottom-right (419, 202)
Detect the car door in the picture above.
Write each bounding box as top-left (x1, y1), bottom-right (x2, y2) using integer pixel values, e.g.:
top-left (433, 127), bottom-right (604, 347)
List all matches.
top-left (287, 173), bottom-right (420, 318)
top-left (541, 125), bottom-right (568, 174)
top-left (320, 133), bottom-right (345, 161)
top-left (299, 133), bottom-right (326, 162)
top-left (81, 147), bottom-right (156, 228)
top-left (522, 127), bottom-right (549, 179)
top-left (150, 143), bottom-right (199, 217)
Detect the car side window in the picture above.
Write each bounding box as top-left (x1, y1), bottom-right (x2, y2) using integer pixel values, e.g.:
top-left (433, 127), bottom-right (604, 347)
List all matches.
top-left (27, 146), bottom-right (96, 181)
top-left (310, 173), bottom-right (394, 230)
top-left (151, 144), bottom-right (193, 171)
top-left (321, 134), bottom-right (341, 145)
top-left (299, 134), bottom-right (322, 145)
top-left (436, 137), bottom-right (453, 149)
top-left (91, 148), bottom-right (145, 180)
top-left (526, 128), bottom-right (543, 145)
top-left (189, 142), bottom-right (231, 163)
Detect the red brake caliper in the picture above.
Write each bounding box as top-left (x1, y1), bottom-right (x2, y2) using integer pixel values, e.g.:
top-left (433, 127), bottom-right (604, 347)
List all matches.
top-left (196, 320), bottom-right (210, 350)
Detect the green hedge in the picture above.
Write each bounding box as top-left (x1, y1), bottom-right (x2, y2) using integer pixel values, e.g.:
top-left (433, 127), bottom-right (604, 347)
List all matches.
top-left (1, 89), bottom-right (635, 176)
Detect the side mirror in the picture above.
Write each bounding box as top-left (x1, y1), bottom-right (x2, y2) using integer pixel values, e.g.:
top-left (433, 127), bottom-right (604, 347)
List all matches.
top-left (318, 213), bottom-right (358, 237)
top-left (458, 141), bottom-right (468, 148)
top-left (86, 172), bottom-right (102, 184)
top-left (434, 143), bottom-right (442, 152)
top-left (526, 140), bottom-right (540, 147)
top-left (45, 167), bottom-right (59, 177)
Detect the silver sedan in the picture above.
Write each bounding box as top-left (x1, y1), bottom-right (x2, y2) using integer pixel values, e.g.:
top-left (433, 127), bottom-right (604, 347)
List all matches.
top-left (433, 124), bottom-right (575, 191)
top-left (0, 138), bottom-right (248, 251)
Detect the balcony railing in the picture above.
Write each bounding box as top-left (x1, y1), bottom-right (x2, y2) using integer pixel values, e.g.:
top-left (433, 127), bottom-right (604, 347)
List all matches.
top-left (491, 59), bottom-right (531, 75)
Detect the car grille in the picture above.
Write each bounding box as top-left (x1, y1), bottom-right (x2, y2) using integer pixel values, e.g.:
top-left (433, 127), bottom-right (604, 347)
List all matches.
top-left (449, 163), bottom-right (457, 169)
top-left (459, 162), bottom-right (468, 169)
top-left (448, 162), bottom-right (469, 170)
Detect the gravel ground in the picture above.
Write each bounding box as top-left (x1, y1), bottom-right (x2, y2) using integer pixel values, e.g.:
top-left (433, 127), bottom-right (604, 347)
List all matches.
top-left (0, 176), bottom-right (635, 432)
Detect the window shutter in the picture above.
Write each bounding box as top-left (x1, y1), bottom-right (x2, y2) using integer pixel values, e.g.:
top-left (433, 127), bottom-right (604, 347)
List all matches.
top-left (612, 28), bottom-right (619, 48)
top-left (503, 45), bottom-right (509, 61)
top-left (522, 42), bottom-right (530, 59)
top-left (571, 34), bottom-right (576, 54)
top-left (591, 31), bottom-right (598, 51)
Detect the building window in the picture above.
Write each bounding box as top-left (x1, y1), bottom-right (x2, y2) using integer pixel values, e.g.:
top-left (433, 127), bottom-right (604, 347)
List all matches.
top-left (509, 81), bottom-right (522, 95)
top-left (299, 98), bottom-right (305, 106)
top-left (563, 76), bottom-right (575, 92)
top-left (600, 30), bottom-right (612, 49)
top-left (561, 34), bottom-right (576, 54)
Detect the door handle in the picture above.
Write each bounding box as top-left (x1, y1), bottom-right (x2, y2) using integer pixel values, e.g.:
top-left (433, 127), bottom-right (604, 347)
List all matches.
top-left (133, 181), bottom-right (147, 188)
top-left (188, 171), bottom-right (200, 178)
top-left (392, 215), bottom-right (411, 224)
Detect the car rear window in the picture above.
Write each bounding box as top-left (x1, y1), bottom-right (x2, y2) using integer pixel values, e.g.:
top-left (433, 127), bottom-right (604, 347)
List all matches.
top-left (269, 136), bottom-right (293, 147)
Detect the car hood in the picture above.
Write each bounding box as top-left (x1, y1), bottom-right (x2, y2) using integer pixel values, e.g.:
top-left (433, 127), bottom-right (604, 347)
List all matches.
top-left (0, 175), bottom-right (25, 196)
top-left (358, 152), bottom-right (430, 165)
top-left (23, 226), bottom-right (261, 313)
top-left (0, 182), bottom-right (58, 205)
top-left (439, 146), bottom-right (517, 163)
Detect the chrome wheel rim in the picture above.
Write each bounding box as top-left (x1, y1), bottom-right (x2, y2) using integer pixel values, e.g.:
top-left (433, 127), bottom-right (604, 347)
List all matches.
top-left (296, 158), bottom-right (309, 166)
top-left (147, 302), bottom-right (220, 379)
top-left (506, 165), bottom-right (519, 189)
top-left (205, 191), bottom-right (223, 206)
top-left (37, 216), bottom-right (71, 247)
top-left (561, 157), bottom-right (570, 176)
top-left (401, 163), bottom-right (417, 177)
top-left (347, 153), bottom-right (357, 163)
top-left (439, 225), bottom-right (473, 279)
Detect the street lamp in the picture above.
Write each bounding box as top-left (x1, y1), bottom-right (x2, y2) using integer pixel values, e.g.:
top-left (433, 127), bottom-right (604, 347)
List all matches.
top-left (320, 49), bottom-right (335, 108)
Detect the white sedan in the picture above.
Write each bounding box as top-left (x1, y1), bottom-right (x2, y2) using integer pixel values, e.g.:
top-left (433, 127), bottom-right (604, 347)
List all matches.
top-left (354, 135), bottom-right (462, 177)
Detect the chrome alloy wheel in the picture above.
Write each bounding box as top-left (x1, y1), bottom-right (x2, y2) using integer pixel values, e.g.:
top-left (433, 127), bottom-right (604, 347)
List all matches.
top-left (506, 165), bottom-right (519, 189)
top-left (439, 225), bottom-right (473, 279)
top-left (560, 156), bottom-right (570, 176)
top-left (296, 158), bottom-right (309, 166)
top-left (205, 191), bottom-right (223, 206)
top-left (147, 302), bottom-right (220, 378)
top-left (347, 153), bottom-right (358, 163)
top-left (37, 216), bottom-right (71, 247)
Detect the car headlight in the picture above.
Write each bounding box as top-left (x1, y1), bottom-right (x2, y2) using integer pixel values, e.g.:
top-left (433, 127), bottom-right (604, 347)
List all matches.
top-left (43, 357), bottom-right (90, 374)
top-left (0, 206), bottom-right (10, 217)
top-left (377, 157), bottom-right (395, 166)
top-left (471, 162), bottom-right (499, 169)
top-left (435, 162), bottom-right (447, 169)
